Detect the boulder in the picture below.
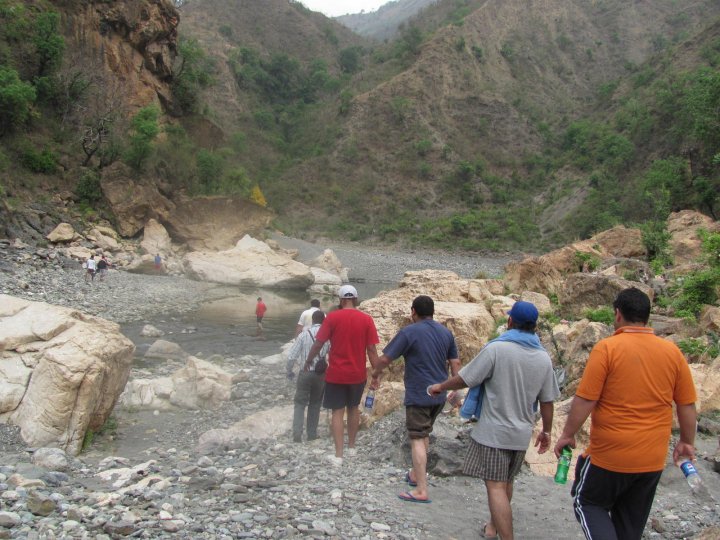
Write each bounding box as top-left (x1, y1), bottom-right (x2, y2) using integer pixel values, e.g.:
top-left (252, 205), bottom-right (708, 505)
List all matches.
top-left (699, 306), bottom-right (720, 334)
top-left (87, 228), bottom-right (120, 252)
top-left (362, 288), bottom-right (495, 367)
top-left (169, 357), bottom-right (233, 409)
top-left (100, 162), bottom-right (175, 237)
top-left (118, 377), bottom-right (174, 410)
top-left (164, 196), bottom-right (274, 251)
top-left (689, 361), bottom-right (720, 414)
top-left (140, 219), bottom-right (172, 255)
top-left (544, 320), bottom-right (612, 388)
top-left (183, 235), bottom-right (314, 289)
top-left (525, 397), bottom-right (591, 479)
top-left (31, 448), bottom-right (70, 471)
top-left (309, 249), bottom-right (349, 282)
top-left (64, 246), bottom-right (93, 263)
top-left (557, 274), bottom-right (653, 318)
top-left (519, 291), bottom-right (553, 314)
top-left (360, 382), bottom-right (404, 428)
top-left (140, 325), bottom-right (164, 338)
top-left (0, 295), bottom-right (134, 455)
top-left (196, 405), bottom-right (294, 454)
top-left (667, 210), bottom-right (720, 262)
top-left (591, 226), bottom-right (645, 258)
top-left (467, 279), bottom-right (505, 303)
top-left (46, 223), bottom-right (76, 243)
top-left (308, 267), bottom-right (343, 294)
top-left (144, 339), bottom-right (187, 361)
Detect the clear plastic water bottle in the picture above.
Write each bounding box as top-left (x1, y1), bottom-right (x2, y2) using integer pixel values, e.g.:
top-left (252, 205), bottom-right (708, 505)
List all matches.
top-left (364, 389), bottom-right (375, 412)
top-left (679, 459), bottom-right (706, 495)
top-left (554, 446), bottom-right (572, 484)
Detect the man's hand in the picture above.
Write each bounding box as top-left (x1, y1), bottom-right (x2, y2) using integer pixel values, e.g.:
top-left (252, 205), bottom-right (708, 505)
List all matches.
top-left (673, 440), bottom-right (696, 465)
top-left (535, 431), bottom-right (551, 454)
top-left (553, 435), bottom-right (576, 458)
top-left (369, 375), bottom-right (380, 390)
top-left (427, 383), bottom-right (443, 396)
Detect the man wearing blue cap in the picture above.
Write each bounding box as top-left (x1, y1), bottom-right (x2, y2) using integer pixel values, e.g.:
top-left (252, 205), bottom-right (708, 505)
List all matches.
top-left (429, 300), bottom-right (560, 540)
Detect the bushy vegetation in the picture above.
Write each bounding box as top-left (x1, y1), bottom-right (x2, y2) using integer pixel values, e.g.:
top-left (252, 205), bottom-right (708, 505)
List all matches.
top-left (667, 231), bottom-right (720, 318)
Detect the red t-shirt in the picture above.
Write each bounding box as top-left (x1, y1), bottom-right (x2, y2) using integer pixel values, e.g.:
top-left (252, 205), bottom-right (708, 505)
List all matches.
top-left (255, 302), bottom-right (267, 317)
top-left (316, 308), bottom-right (379, 384)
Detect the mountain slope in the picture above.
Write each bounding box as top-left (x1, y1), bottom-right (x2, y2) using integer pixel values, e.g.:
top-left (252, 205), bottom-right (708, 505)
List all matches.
top-left (336, 0), bottom-right (439, 41)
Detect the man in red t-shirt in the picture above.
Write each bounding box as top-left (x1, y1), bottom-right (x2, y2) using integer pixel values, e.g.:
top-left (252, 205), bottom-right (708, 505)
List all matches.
top-left (255, 297), bottom-right (267, 332)
top-left (305, 285), bottom-right (379, 467)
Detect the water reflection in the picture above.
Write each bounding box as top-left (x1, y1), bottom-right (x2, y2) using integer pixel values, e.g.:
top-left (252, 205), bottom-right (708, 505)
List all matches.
top-left (122, 281), bottom-right (396, 361)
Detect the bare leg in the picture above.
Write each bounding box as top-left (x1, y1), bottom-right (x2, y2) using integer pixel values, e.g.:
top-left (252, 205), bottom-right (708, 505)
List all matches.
top-left (346, 405), bottom-right (360, 449)
top-left (331, 408), bottom-right (345, 458)
top-left (408, 436), bottom-right (430, 499)
top-left (485, 480), bottom-right (514, 540)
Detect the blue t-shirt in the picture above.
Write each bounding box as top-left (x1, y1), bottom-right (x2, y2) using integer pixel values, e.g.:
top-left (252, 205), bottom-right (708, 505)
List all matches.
top-left (383, 319), bottom-right (458, 406)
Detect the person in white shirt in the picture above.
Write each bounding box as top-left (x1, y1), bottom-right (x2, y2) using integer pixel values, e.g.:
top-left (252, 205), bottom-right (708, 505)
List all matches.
top-left (294, 299), bottom-right (321, 337)
top-left (84, 256), bottom-right (97, 283)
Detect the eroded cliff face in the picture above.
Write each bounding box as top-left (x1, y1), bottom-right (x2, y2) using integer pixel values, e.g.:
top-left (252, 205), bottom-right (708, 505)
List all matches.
top-left (57, 0), bottom-right (178, 110)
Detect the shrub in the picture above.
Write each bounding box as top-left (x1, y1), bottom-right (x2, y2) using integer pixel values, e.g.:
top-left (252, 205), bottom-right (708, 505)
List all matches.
top-left (0, 67), bottom-right (37, 134)
top-left (471, 45), bottom-right (484, 62)
top-left (21, 147), bottom-right (57, 173)
top-left (339, 47), bottom-right (362, 74)
top-left (415, 139), bottom-right (432, 156)
top-left (75, 170), bottom-right (102, 203)
top-left (573, 251), bottom-right (600, 271)
top-left (250, 185), bottom-right (267, 207)
top-left (584, 307), bottom-right (615, 325)
top-left (124, 105), bottom-right (160, 171)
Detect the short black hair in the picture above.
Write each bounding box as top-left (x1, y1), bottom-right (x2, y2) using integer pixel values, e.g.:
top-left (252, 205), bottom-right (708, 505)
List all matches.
top-left (513, 320), bottom-right (537, 333)
top-left (613, 287), bottom-right (650, 324)
top-left (312, 310), bottom-right (325, 324)
top-left (311, 299), bottom-right (320, 308)
top-left (412, 295), bottom-right (434, 318)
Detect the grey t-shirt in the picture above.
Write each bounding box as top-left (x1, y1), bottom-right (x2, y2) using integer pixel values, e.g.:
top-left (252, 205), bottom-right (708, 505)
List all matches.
top-left (459, 341), bottom-right (559, 450)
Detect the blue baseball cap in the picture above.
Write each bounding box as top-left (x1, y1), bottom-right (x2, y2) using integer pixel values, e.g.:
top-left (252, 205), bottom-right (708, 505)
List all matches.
top-left (507, 301), bottom-right (539, 324)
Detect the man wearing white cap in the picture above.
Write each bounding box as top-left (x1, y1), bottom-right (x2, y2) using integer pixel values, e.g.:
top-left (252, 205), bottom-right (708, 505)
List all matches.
top-left (305, 284), bottom-right (380, 467)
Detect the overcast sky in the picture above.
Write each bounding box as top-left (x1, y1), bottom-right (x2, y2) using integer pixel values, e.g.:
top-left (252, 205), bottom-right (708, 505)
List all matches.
top-left (300, 1), bottom-right (388, 17)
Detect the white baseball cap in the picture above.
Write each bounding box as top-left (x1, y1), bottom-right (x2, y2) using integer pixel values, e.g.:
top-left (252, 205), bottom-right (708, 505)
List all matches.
top-left (338, 284), bottom-right (358, 299)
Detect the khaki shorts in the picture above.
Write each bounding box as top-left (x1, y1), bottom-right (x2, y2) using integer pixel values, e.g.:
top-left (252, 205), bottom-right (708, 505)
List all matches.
top-left (463, 439), bottom-right (525, 482)
top-left (406, 404), bottom-right (443, 439)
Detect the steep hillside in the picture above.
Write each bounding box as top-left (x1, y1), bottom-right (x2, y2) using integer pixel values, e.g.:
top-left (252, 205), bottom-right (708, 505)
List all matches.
top-left (336, 0), bottom-right (439, 41)
top-left (268, 0), bottom-right (720, 249)
top-left (178, 0), bottom-right (368, 133)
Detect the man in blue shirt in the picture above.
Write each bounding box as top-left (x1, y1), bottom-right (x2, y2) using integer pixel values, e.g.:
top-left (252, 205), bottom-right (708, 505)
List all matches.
top-left (371, 295), bottom-right (460, 503)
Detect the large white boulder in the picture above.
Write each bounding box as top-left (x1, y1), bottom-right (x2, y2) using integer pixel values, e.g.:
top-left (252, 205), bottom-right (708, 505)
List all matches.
top-left (140, 219), bottom-right (172, 255)
top-left (183, 235), bottom-right (314, 289)
top-left (46, 223), bottom-right (76, 243)
top-left (196, 405), bottom-right (293, 454)
top-left (0, 295), bottom-right (134, 455)
top-left (169, 357), bottom-right (233, 409)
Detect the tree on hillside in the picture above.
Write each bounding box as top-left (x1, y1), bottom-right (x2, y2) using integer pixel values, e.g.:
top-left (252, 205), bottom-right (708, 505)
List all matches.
top-left (172, 37), bottom-right (216, 115)
top-left (124, 105), bottom-right (160, 172)
top-left (0, 67), bottom-right (36, 135)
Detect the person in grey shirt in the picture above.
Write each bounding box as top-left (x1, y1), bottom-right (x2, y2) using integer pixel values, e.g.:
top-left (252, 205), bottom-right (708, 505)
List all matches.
top-left (429, 301), bottom-right (559, 540)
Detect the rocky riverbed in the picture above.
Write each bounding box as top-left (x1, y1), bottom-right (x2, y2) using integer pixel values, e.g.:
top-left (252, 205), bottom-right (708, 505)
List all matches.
top-left (1, 238), bottom-right (719, 539)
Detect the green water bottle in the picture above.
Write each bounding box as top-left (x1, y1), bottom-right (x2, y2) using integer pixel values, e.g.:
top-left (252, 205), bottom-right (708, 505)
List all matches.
top-left (554, 446), bottom-right (572, 484)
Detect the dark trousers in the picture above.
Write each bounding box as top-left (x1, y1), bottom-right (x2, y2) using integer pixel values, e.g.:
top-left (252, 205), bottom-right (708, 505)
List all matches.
top-left (292, 371), bottom-right (325, 441)
top-left (571, 455), bottom-right (662, 540)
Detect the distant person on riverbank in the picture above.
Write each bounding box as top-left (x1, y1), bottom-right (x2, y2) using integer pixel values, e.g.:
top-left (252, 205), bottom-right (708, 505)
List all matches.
top-left (287, 310), bottom-right (329, 443)
top-left (97, 255), bottom-right (109, 282)
top-left (429, 301), bottom-right (559, 539)
top-left (305, 284), bottom-right (379, 467)
top-left (371, 295), bottom-right (460, 503)
top-left (554, 288), bottom-right (697, 540)
top-left (295, 299), bottom-right (321, 337)
top-left (84, 255), bottom-right (96, 283)
top-left (255, 297), bottom-right (267, 333)
top-left (154, 253), bottom-right (162, 271)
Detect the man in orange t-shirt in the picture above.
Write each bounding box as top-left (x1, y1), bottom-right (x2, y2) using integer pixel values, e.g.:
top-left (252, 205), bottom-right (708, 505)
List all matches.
top-left (554, 287), bottom-right (697, 540)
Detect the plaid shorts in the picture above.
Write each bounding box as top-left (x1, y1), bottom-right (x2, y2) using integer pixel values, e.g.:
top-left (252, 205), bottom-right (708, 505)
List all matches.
top-left (463, 438), bottom-right (526, 482)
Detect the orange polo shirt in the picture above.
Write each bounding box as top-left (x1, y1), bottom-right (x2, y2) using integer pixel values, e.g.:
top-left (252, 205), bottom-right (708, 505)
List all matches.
top-left (577, 326), bottom-right (697, 473)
